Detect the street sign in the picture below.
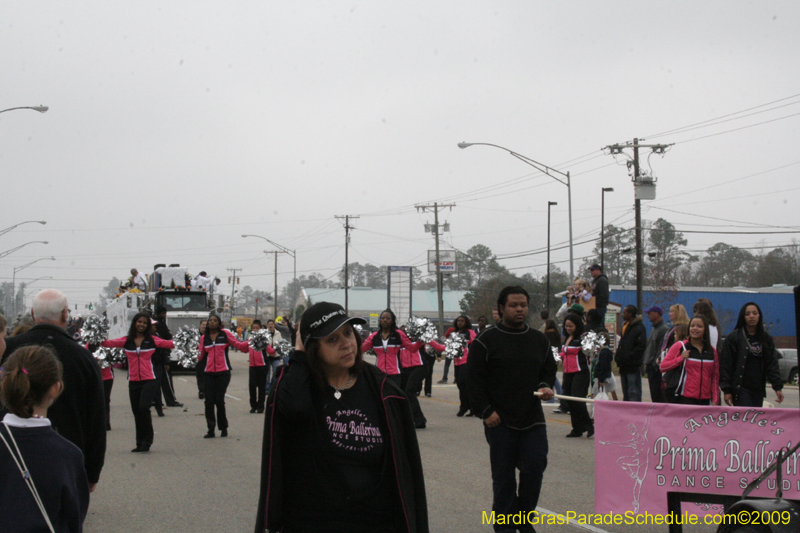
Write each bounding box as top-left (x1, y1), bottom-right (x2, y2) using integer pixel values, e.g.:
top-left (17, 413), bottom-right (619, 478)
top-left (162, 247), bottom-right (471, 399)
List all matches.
top-left (427, 249), bottom-right (457, 273)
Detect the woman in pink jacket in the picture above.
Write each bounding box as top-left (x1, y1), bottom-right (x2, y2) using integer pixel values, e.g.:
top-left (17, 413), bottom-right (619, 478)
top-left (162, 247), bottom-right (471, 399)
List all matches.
top-left (660, 315), bottom-right (720, 405)
top-left (102, 313), bottom-right (174, 452)
top-left (429, 315), bottom-right (477, 417)
top-left (199, 314), bottom-right (250, 438)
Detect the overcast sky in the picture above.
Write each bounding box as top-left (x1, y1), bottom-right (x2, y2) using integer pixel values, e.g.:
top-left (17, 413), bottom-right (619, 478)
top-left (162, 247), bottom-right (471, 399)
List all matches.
top-left (2, 1), bottom-right (799, 312)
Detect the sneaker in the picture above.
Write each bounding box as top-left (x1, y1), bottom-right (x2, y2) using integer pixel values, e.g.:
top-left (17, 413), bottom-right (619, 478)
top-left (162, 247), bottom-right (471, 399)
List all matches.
top-left (566, 430), bottom-right (584, 438)
top-left (587, 427), bottom-right (595, 438)
top-left (437, 378), bottom-right (448, 384)
top-left (456, 408), bottom-right (468, 417)
top-left (221, 429), bottom-right (228, 438)
top-left (250, 408), bottom-right (256, 413)
top-left (415, 421), bottom-right (427, 429)
top-left (551, 407), bottom-right (566, 414)
top-left (425, 393), bottom-right (431, 398)
top-left (167, 402), bottom-right (184, 408)
top-left (256, 408), bottom-right (264, 414)
top-left (204, 431), bottom-right (215, 439)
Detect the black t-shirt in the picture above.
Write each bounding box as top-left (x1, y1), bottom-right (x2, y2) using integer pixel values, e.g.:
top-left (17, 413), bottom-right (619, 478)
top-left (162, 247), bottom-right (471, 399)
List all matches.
top-left (322, 376), bottom-right (386, 495)
top-left (741, 333), bottom-right (765, 392)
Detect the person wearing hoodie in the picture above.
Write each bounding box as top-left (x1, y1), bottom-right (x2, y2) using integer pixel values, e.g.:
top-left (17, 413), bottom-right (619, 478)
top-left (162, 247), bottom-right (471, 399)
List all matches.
top-left (720, 302), bottom-right (784, 407)
top-left (614, 305), bottom-right (646, 402)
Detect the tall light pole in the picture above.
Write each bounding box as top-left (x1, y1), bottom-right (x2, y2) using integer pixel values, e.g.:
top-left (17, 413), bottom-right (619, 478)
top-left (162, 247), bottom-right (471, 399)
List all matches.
top-left (12, 257), bottom-right (56, 317)
top-left (458, 142), bottom-right (574, 279)
top-left (241, 234), bottom-right (297, 281)
top-left (547, 201), bottom-right (558, 311)
top-left (600, 187), bottom-right (614, 270)
top-left (21, 276), bottom-right (53, 311)
top-left (0, 241), bottom-right (49, 260)
top-left (0, 220), bottom-right (47, 238)
top-left (0, 105), bottom-right (48, 115)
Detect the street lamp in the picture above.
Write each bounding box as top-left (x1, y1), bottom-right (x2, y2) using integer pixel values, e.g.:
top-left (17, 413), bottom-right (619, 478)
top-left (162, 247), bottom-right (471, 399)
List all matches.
top-left (0, 220), bottom-right (47, 238)
top-left (242, 234), bottom-right (297, 320)
top-left (20, 276), bottom-right (53, 312)
top-left (0, 241), bottom-right (49, 260)
top-left (0, 106), bottom-right (48, 115)
top-left (601, 187), bottom-right (614, 269)
top-left (12, 257), bottom-right (56, 317)
top-left (458, 142), bottom-right (575, 279)
top-left (547, 201), bottom-right (558, 311)
top-left (241, 235), bottom-right (297, 281)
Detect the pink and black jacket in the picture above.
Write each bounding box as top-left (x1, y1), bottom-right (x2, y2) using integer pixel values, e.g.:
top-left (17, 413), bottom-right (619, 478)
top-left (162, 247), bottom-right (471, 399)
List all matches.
top-left (362, 330), bottom-right (424, 375)
top-left (200, 329), bottom-right (250, 373)
top-left (249, 344), bottom-right (277, 367)
top-left (101, 336), bottom-right (175, 381)
top-left (559, 339), bottom-right (590, 374)
top-left (660, 341), bottom-right (720, 404)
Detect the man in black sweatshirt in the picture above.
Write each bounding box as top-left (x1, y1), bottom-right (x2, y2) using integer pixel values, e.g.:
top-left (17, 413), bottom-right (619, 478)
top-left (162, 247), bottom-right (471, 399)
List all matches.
top-left (467, 286), bottom-right (556, 532)
top-left (1, 289), bottom-right (106, 490)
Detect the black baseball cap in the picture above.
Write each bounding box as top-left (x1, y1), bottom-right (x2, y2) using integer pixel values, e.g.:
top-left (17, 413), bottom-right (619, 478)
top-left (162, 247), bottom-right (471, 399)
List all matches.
top-left (588, 264), bottom-right (602, 271)
top-left (300, 302), bottom-right (366, 345)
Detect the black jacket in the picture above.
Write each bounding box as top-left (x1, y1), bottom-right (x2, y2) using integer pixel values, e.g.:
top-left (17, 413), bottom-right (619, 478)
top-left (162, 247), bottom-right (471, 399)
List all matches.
top-left (591, 274), bottom-right (610, 307)
top-left (615, 316), bottom-right (647, 373)
top-left (1, 324), bottom-right (107, 484)
top-left (719, 328), bottom-right (783, 395)
top-left (466, 324), bottom-right (556, 429)
top-left (254, 351), bottom-right (428, 533)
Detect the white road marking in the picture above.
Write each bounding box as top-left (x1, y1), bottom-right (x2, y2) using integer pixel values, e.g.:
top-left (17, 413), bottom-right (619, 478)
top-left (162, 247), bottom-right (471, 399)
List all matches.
top-left (536, 507), bottom-right (612, 533)
top-left (225, 394), bottom-right (241, 401)
top-left (178, 378), bottom-right (189, 382)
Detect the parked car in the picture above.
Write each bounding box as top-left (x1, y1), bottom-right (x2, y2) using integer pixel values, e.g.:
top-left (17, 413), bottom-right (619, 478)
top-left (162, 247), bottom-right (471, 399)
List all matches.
top-left (776, 348), bottom-right (798, 386)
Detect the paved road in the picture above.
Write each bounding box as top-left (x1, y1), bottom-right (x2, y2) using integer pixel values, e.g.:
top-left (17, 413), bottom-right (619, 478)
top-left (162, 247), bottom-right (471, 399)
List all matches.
top-left (84, 353), bottom-right (799, 532)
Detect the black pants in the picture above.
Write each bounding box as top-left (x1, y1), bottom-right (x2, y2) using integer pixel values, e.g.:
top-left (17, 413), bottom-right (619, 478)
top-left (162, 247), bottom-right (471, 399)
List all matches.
top-left (195, 357), bottom-right (207, 395)
top-left (734, 388), bottom-right (764, 407)
top-left (129, 380), bottom-right (160, 447)
top-left (400, 365), bottom-right (426, 425)
top-left (646, 363), bottom-right (665, 403)
top-left (562, 371), bottom-right (592, 433)
top-left (385, 374), bottom-right (401, 388)
top-left (454, 364), bottom-right (470, 413)
top-left (249, 366), bottom-right (268, 411)
top-left (441, 357), bottom-right (452, 381)
top-left (103, 378), bottom-right (113, 430)
top-left (419, 355), bottom-right (435, 396)
top-left (204, 371), bottom-right (232, 431)
top-left (160, 364), bottom-right (178, 405)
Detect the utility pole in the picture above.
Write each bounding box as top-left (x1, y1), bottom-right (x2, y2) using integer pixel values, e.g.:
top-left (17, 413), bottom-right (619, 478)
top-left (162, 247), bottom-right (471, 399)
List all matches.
top-left (335, 215), bottom-right (360, 314)
top-left (415, 202), bottom-right (455, 336)
top-left (227, 268), bottom-right (241, 318)
top-left (605, 139), bottom-right (671, 314)
top-left (263, 250), bottom-right (289, 320)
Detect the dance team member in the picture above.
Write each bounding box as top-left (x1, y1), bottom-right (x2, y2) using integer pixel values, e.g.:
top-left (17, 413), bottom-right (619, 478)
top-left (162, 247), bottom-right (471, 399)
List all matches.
top-left (102, 313), bottom-right (175, 452)
top-left (248, 320), bottom-right (276, 414)
top-left (199, 314), bottom-right (250, 438)
top-left (361, 309), bottom-right (423, 386)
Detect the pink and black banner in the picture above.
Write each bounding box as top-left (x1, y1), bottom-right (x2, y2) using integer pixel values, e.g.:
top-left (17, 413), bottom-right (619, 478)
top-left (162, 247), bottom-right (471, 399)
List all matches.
top-left (594, 401), bottom-right (800, 514)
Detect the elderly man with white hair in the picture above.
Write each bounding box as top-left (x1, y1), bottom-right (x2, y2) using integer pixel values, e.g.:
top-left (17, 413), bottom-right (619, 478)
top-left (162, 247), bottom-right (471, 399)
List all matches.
top-left (1, 289), bottom-right (107, 491)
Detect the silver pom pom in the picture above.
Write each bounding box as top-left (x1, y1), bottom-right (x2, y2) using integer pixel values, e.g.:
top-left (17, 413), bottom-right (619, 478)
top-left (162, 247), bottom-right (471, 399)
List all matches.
top-left (353, 324), bottom-right (365, 336)
top-left (551, 346), bottom-right (562, 364)
top-left (81, 314), bottom-right (109, 345)
top-left (174, 325), bottom-right (201, 368)
top-left (404, 317), bottom-right (438, 343)
top-left (444, 334), bottom-right (467, 360)
top-left (96, 347), bottom-right (126, 366)
top-left (580, 330), bottom-right (607, 358)
top-left (249, 329), bottom-right (272, 351)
